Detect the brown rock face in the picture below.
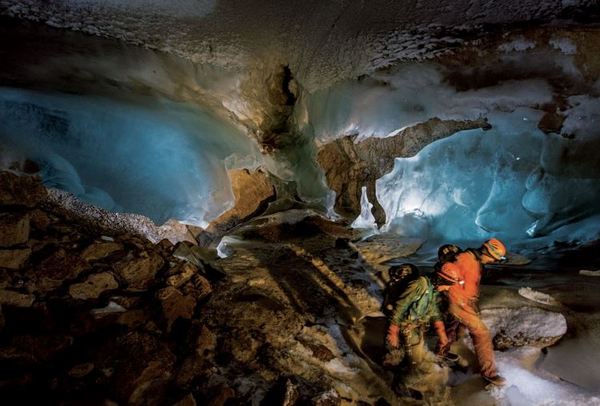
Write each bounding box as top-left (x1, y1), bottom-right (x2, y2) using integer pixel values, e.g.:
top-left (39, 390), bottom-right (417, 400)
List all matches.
top-left (29, 209), bottom-right (51, 230)
top-left (173, 394), bottom-right (197, 406)
top-left (197, 168), bottom-right (276, 246)
top-left (109, 332), bottom-right (176, 406)
top-left (157, 286), bottom-right (197, 332)
top-left (181, 274), bottom-right (212, 301)
top-left (317, 117), bottom-right (490, 225)
top-left (165, 262), bottom-right (197, 288)
top-left (0, 247), bottom-right (31, 269)
top-left (68, 272), bottom-right (119, 300)
top-left (115, 253), bottom-right (164, 291)
top-left (0, 172), bottom-right (47, 207)
top-left (81, 241), bottom-right (123, 261)
top-left (0, 289), bottom-right (35, 307)
top-left (36, 248), bottom-right (89, 283)
top-left (538, 110), bottom-right (566, 135)
top-left (0, 212), bottom-right (30, 247)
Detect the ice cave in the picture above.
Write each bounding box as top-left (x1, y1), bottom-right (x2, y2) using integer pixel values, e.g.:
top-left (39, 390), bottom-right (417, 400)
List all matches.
top-left (0, 1), bottom-right (599, 405)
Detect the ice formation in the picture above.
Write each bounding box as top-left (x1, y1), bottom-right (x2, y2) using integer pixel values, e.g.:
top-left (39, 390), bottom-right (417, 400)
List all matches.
top-left (376, 109), bottom-right (600, 246)
top-left (303, 61), bottom-right (600, 248)
top-left (350, 186), bottom-right (378, 231)
top-left (0, 87), bottom-right (259, 226)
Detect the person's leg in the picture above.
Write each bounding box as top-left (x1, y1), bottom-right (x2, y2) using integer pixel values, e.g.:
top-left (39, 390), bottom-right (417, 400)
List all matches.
top-left (406, 328), bottom-right (426, 365)
top-left (449, 303), bottom-right (496, 377)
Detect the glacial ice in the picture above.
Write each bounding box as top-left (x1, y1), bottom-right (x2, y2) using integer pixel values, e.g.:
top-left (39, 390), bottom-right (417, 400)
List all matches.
top-left (376, 108), bottom-right (600, 246)
top-left (0, 87), bottom-right (260, 226)
top-left (302, 61), bottom-right (600, 248)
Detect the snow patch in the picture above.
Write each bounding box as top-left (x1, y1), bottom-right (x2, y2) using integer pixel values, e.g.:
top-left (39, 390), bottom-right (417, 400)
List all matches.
top-left (491, 347), bottom-right (600, 406)
top-left (518, 287), bottom-right (560, 306)
top-left (498, 37), bottom-right (537, 52)
top-left (549, 37), bottom-right (577, 55)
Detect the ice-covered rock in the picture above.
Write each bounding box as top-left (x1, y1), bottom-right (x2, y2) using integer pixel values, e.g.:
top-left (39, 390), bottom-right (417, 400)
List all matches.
top-left (481, 306), bottom-right (567, 350)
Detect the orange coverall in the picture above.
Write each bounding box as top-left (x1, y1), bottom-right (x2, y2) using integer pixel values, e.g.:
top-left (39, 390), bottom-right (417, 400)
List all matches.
top-left (441, 250), bottom-right (496, 377)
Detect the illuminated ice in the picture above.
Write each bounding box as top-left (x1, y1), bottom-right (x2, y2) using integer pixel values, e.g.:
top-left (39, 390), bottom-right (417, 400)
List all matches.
top-left (0, 87), bottom-right (259, 226)
top-left (351, 186), bottom-right (378, 231)
top-left (376, 108), bottom-right (600, 245)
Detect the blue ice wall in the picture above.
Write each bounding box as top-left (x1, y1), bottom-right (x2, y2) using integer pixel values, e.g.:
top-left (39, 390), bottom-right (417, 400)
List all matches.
top-left (0, 87), bottom-right (259, 226)
top-left (376, 108), bottom-right (600, 247)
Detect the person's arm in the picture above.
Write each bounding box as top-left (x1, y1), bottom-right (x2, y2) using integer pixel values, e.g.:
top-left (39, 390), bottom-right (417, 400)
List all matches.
top-left (387, 278), bottom-right (425, 348)
top-left (433, 320), bottom-right (449, 355)
top-left (431, 293), bottom-right (449, 354)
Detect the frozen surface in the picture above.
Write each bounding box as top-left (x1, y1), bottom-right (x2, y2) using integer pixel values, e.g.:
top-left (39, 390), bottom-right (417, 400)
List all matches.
top-left (375, 107), bottom-right (600, 247)
top-left (490, 347), bottom-right (600, 405)
top-left (300, 65), bottom-right (553, 143)
top-left (0, 87), bottom-right (259, 226)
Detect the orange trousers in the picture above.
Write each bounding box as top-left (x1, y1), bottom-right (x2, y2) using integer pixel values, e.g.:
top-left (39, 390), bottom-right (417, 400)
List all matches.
top-left (448, 301), bottom-right (496, 377)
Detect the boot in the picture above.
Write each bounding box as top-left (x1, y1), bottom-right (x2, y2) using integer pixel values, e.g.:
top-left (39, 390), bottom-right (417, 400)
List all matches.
top-left (483, 374), bottom-right (506, 386)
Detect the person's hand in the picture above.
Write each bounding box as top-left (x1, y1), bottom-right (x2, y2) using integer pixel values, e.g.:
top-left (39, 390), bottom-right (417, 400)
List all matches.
top-left (433, 320), bottom-right (449, 355)
top-left (436, 285), bottom-right (450, 292)
top-left (387, 324), bottom-right (400, 348)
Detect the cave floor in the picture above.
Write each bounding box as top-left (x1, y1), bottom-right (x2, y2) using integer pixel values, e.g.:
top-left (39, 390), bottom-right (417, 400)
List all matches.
top-left (210, 227), bottom-right (600, 404)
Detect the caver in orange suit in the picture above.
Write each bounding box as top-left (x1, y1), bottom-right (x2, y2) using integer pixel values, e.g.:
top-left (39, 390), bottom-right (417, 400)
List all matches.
top-left (438, 247), bottom-right (500, 378)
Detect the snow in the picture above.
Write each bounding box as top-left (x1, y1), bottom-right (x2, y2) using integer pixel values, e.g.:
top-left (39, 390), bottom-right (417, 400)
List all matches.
top-left (498, 37), bottom-right (537, 52)
top-left (491, 347), bottom-right (600, 406)
top-left (61, 0), bottom-right (216, 18)
top-left (549, 37), bottom-right (577, 55)
top-left (481, 306), bottom-right (567, 342)
top-left (518, 287), bottom-right (559, 306)
top-left (0, 0), bottom-right (592, 91)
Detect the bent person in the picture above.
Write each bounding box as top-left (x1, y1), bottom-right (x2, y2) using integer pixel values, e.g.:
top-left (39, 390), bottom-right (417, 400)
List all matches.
top-left (384, 264), bottom-right (449, 399)
top-left (436, 238), bottom-right (508, 386)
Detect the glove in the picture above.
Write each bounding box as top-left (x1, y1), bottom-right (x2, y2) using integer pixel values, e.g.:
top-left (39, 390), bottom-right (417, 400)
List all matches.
top-left (433, 320), bottom-right (449, 355)
top-left (387, 324), bottom-right (401, 348)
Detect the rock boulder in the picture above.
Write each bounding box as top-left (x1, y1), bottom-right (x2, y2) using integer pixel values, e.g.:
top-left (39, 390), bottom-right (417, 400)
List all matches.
top-left (0, 212), bottom-right (30, 247)
top-left (69, 272), bottom-right (119, 300)
top-left (0, 172), bottom-right (47, 207)
top-left (482, 306), bottom-right (567, 350)
top-left (115, 253), bottom-right (164, 291)
top-left (0, 247), bottom-right (31, 269)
